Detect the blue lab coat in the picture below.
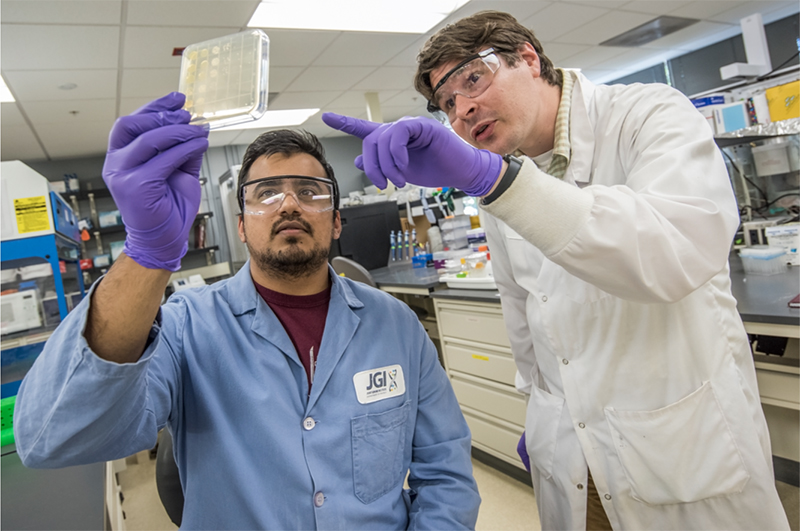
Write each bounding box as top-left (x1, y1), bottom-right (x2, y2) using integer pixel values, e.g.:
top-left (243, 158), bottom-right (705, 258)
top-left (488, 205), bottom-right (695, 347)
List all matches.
top-left (14, 263), bottom-right (480, 530)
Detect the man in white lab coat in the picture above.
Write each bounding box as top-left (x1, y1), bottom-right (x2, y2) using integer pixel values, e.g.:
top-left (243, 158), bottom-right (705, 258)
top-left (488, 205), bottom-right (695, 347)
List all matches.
top-left (324, 9), bottom-right (791, 531)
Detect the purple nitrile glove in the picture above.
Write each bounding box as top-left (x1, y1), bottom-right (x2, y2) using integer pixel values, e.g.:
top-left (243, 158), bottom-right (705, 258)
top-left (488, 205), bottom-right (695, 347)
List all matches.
top-left (321, 113), bottom-right (503, 197)
top-left (102, 92), bottom-right (209, 271)
top-left (517, 431), bottom-right (531, 473)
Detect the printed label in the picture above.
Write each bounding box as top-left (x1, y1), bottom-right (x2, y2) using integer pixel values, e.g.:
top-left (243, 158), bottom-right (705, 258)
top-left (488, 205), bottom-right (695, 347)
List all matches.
top-left (14, 196), bottom-right (50, 234)
top-left (353, 364), bottom-right (406, 404)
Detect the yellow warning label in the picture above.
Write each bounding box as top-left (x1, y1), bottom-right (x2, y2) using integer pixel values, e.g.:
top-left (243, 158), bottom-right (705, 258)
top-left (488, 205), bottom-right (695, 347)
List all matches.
top-left (14, 196), bottom-right (50, 234)
top-left (471, 354), bottom-right (489, 361)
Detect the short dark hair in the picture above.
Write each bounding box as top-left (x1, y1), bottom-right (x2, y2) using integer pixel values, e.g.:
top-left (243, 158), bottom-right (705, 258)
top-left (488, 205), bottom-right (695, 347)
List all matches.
top-left (414, 10), bottom-right (562, 102)
top-left (237, 129), bottom-right (339, 212)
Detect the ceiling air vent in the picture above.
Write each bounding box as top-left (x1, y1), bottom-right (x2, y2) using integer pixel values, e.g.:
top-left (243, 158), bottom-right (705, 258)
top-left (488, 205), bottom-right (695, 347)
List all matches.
top-left (600, 16), bottom-right (699, 47)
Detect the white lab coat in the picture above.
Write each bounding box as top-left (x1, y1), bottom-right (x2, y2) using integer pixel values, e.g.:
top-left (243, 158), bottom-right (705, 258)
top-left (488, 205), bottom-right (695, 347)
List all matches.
top-left (481, 71), bottom-right (789, 530)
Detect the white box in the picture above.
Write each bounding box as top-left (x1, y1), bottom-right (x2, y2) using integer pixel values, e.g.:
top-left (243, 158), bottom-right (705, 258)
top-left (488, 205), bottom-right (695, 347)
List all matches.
top-left (765, 224), bottom-right (799, 265)
top-left (751, 143), bottom-right (791, 177)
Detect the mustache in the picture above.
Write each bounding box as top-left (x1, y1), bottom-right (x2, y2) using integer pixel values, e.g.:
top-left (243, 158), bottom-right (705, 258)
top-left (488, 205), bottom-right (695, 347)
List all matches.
top-left (270, 214), bottom-right (314, 237)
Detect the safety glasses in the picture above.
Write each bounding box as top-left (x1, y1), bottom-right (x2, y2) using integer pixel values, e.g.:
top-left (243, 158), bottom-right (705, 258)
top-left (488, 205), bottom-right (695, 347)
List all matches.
top-left (427, 48), bottom-right (500, 122)
top-left (240, 176), bottom-right (335, 215)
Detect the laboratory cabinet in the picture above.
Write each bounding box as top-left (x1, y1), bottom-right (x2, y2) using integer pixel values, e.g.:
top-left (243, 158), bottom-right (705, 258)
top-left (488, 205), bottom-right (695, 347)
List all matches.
top-left (433, 297), bottom-right (528, 471)
top-left (432, 270), bottom-right (800, 484)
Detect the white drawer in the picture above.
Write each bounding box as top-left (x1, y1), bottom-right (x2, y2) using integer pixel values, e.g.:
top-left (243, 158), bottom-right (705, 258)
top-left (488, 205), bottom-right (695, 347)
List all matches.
top-left (756, 366), bottom-right (800, 409)
top-left (451, 374), bottom-right (526, 427)
top-left (461, 407), bottom-right (524, 465)
top-left (436, 303), bottom-right (510, 348)
top-left (444, 341), bottom-right (517, 386)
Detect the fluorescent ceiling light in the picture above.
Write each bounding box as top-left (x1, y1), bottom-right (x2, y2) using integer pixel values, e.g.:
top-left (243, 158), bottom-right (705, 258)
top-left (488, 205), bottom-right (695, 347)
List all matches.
top-left (1, 76), bottom-right (15, 103)
top-left (248, 0), bottom-right (470, 34)
top-left (215, 108), bottom-right (320, 131)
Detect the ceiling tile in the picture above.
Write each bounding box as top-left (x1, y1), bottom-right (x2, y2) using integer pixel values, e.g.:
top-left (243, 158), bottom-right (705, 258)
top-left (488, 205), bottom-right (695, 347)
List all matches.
top-left (385, 36), bottom-right (429, 68)
top-left (327, 90), bottom-right (402, 108)
top-left (540, 42), bottom-right (593, 63)
top-left (352, 67), bottom-right (417, 91)
top-left (1, 103), bottom-right (28, 127)
top-left (270, 67), bottom-right (305, 92)
top-left (382, 89), bottom-right (427, 108)
top-left (521, 2), bottom-right (611, 42)
top-left (4, 70), bottom-right (118, 102)
top-left (119, 97), bottom-right (155, 117)
top-left (1, 0), bottom-right (122, 24)
top-left (710, 0), bottom-right (795, 23)
top-left (126, 0), bottom-right (257, 27)
top-left (121, 68), bottom-right (181, 98)
top-left (23, 99), bottom-right (117, 126)
top-left (436, 1), bottom-right (553, 34)
top-left (619, 0), bottom-right (692, 16)
top-left (284, 66), bottom-right (375, 92)
top-left (641, 20), bottom-right (735, 51)
top-left (123, 26), bottom-right (233, 69)
top-left (36, 121), bottom-right (111, 159)
top-left (554, 10), bottom-right (655, 45)
top-left (1, 124), bottom-right (48, 161)
top-left (668, 1), bottom-right (746, 20)
top-left (312, 33), bottom-right (419, 67)
top-left (563, 0), bottom-right (629, 8)
top-left (592, 47), bottom-right (670, 70)
top-left (269, 91), bottom-right (342, 110)
top-left (262, 29), bottom-right (342, 67)
top-left (559, 46), bottom-right (628, 69)
top-left (1, 25), bottom-right (119, 70)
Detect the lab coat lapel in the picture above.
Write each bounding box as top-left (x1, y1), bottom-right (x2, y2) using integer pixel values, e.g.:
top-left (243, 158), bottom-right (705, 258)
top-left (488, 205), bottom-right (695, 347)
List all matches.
top-left (306, 272), bottom-right (362, 412)
top-left (228, 261), bottom-right (303, 366)
top-left (563, 71), bottom-right (596, 187)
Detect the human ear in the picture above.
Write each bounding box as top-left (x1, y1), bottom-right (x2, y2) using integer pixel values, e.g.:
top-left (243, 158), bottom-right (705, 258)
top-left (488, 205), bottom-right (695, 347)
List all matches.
top-left (237, 215), bottom-right (247, 243)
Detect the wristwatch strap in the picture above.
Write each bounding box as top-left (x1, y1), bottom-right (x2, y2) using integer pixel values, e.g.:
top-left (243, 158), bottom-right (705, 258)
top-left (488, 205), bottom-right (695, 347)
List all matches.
top-left (481, 154), bottom-right (523, 206)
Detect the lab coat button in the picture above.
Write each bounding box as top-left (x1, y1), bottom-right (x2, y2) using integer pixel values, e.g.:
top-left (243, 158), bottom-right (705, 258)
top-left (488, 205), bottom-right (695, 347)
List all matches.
top-left (541, 295), bottom-right (548, 302)
top-left (314, 492), bottom-right (325, 507)
top-left (303, 417), bottom-right (316, 430)
top-left (604, 494), bottom-right (612, 500)
top-left (578, 422), bottom-right (586, 429)
top-left (577, 484), bottom-right (584, 490)
top-left (562, 359), bottom-right (569, 365)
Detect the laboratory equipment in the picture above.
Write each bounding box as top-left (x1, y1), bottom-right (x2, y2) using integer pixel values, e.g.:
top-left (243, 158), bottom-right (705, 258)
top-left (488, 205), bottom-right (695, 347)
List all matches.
top-left (330, 202), bottom-right (402, 271)
top-left (0, 291), bottom-right (43, 336)
top-left (179, 29), bottom-right (270, 129)
top-left (738, 246), bottom-right (788, 275)
top-left (172, 274), bottom-right (207, 292)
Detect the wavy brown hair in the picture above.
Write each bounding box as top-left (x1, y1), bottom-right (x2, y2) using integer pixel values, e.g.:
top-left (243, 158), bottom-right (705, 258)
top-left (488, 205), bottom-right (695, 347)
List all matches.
top-left (414, 10), bottom-right (562, 102)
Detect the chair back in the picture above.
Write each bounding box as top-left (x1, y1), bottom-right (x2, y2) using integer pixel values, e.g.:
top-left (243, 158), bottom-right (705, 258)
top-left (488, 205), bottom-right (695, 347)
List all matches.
top-left (155, 429), bottom-right (184, 527)
top-left (331, 256), bottom-right (377, 288)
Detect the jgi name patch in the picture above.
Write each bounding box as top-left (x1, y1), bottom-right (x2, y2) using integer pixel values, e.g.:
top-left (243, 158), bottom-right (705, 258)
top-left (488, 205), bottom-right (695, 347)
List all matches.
top-left (353, 365), bottom-right (406, 404)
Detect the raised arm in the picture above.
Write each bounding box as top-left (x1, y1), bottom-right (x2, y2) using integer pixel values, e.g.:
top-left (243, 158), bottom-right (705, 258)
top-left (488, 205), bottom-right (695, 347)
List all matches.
top-left (87, 92), bottom-right (208, 362)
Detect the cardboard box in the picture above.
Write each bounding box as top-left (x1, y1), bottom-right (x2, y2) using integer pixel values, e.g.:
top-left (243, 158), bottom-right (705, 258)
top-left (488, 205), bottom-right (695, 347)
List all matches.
top-left (765, 81), bottom-right (800, 122)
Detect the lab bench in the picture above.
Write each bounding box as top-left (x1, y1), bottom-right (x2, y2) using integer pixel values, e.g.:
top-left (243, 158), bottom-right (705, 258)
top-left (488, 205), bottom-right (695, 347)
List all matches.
top-left (373, 262), bottom-right (800, 485)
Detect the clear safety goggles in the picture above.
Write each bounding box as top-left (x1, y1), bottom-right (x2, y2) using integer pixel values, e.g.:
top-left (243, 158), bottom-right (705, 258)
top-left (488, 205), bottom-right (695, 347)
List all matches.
top-left (427, 48), bottom-right (500, 122)
top-left (240, 176), bottom-right (335, 216)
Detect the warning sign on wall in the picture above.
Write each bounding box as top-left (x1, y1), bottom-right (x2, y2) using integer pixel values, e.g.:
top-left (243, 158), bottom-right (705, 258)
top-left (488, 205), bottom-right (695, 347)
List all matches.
top-left (14, 196), bottom-right (50, 234)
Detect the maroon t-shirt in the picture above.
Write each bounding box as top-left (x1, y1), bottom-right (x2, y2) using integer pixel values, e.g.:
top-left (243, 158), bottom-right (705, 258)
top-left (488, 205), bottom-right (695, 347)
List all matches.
top-left (253, 280), bottom-right (331, 391)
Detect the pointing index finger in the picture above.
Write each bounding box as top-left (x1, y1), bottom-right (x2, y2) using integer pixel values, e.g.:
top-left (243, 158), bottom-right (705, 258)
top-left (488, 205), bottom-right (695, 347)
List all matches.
top-left (322, 112), bottom-right (381, 140)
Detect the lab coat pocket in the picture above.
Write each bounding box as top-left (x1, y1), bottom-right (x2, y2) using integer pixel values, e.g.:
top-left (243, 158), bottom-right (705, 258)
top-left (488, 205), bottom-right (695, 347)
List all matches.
top-left (526, 385), bottom-right (565, 480)
top-left (351, 401), bottom-right (410, 504)
top-left (605, 381), bottom-right (750, 505)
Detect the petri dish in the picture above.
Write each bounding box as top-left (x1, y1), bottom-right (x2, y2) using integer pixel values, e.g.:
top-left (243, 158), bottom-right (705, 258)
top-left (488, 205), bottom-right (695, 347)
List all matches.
top-left (178, 29), bottom-right (269, 129)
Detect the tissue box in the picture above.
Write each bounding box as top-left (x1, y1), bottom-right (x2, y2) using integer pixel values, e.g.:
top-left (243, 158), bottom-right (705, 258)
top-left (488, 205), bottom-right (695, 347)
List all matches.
top-left (98, 210), bottom-right (122, 228)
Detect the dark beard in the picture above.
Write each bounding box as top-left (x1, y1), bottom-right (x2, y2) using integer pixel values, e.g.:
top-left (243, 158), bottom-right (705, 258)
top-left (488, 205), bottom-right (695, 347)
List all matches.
top-left (246, 215), bottom-right (331, 280)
